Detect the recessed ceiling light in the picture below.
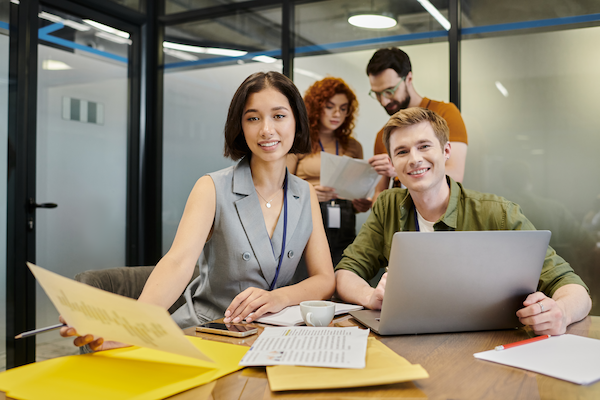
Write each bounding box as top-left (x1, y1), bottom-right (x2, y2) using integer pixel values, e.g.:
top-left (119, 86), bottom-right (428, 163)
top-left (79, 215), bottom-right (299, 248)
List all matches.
top-left (348, 14), bottom-right (397, 29)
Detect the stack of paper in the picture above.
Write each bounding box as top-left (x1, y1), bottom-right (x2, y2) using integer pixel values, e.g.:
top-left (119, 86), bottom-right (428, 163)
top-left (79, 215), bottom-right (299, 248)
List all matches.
top-left (267, 337), bottom-right (429, 391)
top-left (256, 303), bottom-right (363, 326)
top-left (474, 334), bottom-right (600, 385)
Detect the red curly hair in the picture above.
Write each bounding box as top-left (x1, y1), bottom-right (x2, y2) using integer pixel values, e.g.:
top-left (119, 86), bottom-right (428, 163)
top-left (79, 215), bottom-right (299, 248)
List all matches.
top-left (303, 77), bottom-right (358, 153)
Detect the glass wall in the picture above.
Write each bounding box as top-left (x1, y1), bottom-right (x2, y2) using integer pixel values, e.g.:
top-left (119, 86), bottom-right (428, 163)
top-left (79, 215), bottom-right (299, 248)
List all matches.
top-left (162, 6), bottom-right (282, 253)
top-left (462, 26), bottom-right (600, 314)
top-left (0, 0), bottom-right (9, 372)
top-left (35, 9), bottom-right (130, 358)
top-left (462, 0), bottom-right (600, 28)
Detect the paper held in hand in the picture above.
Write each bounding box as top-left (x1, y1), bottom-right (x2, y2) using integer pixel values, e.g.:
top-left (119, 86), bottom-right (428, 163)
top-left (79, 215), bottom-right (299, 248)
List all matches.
top-left (240, 326), bottom-right (369, 369)
top-left (26, 262), bottom-right (213, 363)
top-left (320, 152), bottom-right (381, 200)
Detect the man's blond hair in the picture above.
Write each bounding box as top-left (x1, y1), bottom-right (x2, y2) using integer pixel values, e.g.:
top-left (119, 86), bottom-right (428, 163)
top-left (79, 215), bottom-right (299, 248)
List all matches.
top-left (383, 107), bottom-right (449, 156)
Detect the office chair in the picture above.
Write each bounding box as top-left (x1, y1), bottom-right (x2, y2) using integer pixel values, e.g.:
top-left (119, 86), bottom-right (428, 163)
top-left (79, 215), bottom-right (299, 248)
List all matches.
top-left (74, 265), bottom-right (200, 315)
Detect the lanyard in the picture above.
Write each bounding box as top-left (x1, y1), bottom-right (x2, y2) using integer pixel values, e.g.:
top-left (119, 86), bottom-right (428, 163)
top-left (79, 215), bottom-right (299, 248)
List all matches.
top-left (318, 139), bottom-right (339, 155)
top-left (414, 210), bottom-right (420, 232)
top-left (269, 174), bottom-right (288, 291)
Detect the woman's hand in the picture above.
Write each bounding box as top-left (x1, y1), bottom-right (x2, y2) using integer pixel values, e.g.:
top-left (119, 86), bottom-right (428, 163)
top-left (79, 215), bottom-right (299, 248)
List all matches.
top-left (58, 316), bottom-right (129, 352)
top-left (314, 185), bottom-right (337, 202)
top-left (352, 198), bottom-right (372, 213)
top-left (223, 287), bottom-right (289, 323)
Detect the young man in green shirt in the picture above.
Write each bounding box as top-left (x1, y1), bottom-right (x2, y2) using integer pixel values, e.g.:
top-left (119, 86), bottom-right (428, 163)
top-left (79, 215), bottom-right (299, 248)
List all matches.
top-left (335, 108), bottom-right (591, 336)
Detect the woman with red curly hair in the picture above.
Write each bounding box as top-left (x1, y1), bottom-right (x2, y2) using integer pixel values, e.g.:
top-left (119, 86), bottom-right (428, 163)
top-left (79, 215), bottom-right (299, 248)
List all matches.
top-left (288, 77), bottom-right (372, 266)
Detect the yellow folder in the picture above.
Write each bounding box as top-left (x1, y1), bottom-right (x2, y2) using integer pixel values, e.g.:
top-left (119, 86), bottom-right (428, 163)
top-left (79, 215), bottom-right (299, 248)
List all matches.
top-left (0, 336), bottom-right (248, 400)
top-left (266, 337), bottom-right (429, 391)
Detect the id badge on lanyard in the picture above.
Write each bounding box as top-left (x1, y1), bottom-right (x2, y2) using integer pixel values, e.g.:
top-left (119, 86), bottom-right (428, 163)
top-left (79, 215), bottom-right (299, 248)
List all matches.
top-left (327, 201), bottom-right (341, 229)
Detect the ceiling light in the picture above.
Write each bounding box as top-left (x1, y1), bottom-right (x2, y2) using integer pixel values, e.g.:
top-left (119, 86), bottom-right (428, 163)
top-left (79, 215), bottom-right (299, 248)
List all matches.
top-left (163, 42), bottom-right (247, 57)
top-left (252, 55), bottom-right (278, 63)
top-left (294, 68), bottom-right (324, 81)
top-left (95, 31), bottom-right (132, 45)
top-left (163, 48), bottom-right (199, 61)
top-left (416, 0), bottom-right (451, 31)
top-left (495, 81), bottom-right (509, 97)
top-left (83, 19), bottom-right (129, 39)
top-left (42, 60), bottom-right (72, 70)
top-left (348, 14), bottom-right (397, 29)
top-left (39, 12), bottom-right (90, 31)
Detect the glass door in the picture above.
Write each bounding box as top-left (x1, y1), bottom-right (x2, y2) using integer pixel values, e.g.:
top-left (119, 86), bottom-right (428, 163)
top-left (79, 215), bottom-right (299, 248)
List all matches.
top-left (34, 6), bottom-right (130, 360)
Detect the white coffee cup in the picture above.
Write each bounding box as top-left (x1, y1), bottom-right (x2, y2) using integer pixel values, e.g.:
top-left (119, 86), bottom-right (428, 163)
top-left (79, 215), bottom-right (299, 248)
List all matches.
top-left (300, 301), bottom-right (335, 327)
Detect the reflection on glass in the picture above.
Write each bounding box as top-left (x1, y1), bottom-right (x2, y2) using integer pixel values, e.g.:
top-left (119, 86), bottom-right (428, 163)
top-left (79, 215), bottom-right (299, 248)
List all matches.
top-left (166, 0), bottom-right (246, 14)
top-left (0, 3), bottom-right (9, 372)
top-left (35, 9), bottom-right (129, 359)
top-left (164, 7), bottom-right (281, 70)
top-left (462, 26), bottom-right (600, 315)
top-left (106, 0), bottom-right (144, 13)
top-left (162, 6), bottom-right (283, 252)
top-left (295, 0), bottom-right (449, 57)
top-left (462, 0), bottom-right (600, 28)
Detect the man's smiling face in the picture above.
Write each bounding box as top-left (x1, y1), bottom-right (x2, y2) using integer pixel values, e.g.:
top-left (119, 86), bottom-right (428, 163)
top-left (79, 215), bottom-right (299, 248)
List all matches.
top-left (389, 121), bottom-right (451, 195)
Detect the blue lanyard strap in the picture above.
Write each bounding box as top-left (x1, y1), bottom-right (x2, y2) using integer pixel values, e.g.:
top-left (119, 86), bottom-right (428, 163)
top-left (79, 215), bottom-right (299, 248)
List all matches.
top-left (318, 139), bottom-right (339, 155)
top-left (414, 209), bottom-right (420, 232)
top-left (269, 174), bottom-right (288, 291)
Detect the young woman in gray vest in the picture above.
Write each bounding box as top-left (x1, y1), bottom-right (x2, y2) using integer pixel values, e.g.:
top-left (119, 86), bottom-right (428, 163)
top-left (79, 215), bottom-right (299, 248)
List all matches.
top-left (61, 71), bottom-right (335, 351)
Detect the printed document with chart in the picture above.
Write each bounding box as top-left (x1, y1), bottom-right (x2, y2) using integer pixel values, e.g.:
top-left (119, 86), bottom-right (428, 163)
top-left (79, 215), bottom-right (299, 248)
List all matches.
top-left (240, 326), bottom-right (369, 368)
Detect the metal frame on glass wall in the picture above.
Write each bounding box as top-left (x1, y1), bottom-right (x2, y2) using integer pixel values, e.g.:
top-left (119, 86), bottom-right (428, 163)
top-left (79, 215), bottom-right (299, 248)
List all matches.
top-left (5, 0), bottom-right (162, 368)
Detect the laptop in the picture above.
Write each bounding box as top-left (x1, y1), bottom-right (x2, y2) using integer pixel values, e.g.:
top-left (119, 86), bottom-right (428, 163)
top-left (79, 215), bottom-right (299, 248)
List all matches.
top-left (350, 230), bottom-right (551, 335)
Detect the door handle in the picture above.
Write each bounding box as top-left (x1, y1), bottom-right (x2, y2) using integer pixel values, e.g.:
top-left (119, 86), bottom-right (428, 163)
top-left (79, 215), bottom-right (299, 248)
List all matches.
top-left (28, 198), bottom-right (58, 212)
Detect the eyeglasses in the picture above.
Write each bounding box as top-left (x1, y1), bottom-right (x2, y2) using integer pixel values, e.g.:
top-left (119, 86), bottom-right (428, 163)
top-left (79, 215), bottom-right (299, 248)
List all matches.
top-left (368, 76), bottom-right (406, 101)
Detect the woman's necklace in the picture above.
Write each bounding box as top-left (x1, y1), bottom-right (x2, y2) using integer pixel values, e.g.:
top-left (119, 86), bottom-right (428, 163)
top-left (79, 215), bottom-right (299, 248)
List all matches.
top-left (256, 187), bottom-right (281, 209)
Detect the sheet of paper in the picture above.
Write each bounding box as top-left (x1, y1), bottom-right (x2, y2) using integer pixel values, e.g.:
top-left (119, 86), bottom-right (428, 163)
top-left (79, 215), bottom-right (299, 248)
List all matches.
top-left (240, 326), bottom-right (369, 369)
top-left (267, 337), bottom-right (429, 391)
top-left (474, 334), bottom-right (600, 385)
top-left (320, 152), bottom-right (381, 200)
top-left (27, 262), bottom-right (213, 362)
top-left (0, 336), bottom-right (247, 400)
top-left (256, 303), bottom-right (363, 326)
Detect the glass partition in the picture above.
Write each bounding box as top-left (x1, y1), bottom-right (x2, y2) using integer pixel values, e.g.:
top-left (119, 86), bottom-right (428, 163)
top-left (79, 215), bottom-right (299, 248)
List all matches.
top-left (166, 0), bottom-right (247, 15)
top-left (35, 8), bottom-right (130, 358)
top-left (0, 0), bottom-right (9, 372)
top-left (462, 26), bottom-right (600, 314)
top-left (162, 6), bottom-right (282, 253)
top-left (462, 0), bottom-right (600, 28)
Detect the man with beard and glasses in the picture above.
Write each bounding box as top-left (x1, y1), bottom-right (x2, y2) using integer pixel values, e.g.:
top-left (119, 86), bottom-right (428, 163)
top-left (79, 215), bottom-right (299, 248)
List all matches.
top-left (366, 47), bottom-right (469, 203)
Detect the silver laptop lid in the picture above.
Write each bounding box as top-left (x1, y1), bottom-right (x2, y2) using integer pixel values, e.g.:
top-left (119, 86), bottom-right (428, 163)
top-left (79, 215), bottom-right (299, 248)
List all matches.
top-left (378, 230), bottom-right (551, 335)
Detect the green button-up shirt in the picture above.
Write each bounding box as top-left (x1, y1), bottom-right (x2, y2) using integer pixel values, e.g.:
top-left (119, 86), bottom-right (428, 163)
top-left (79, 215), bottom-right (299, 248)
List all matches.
top-left (335, 177), bottom-right (588, 297)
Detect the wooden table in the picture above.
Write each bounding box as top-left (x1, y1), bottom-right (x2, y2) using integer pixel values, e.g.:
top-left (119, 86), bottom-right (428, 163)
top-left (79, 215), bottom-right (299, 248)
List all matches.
top-left (171, 315), bottom-right (600, 400)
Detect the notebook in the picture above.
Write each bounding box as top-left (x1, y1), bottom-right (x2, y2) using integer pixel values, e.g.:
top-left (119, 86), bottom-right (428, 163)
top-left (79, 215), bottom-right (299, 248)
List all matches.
top-left (256, 303), bottom-right (363, 326)
top-left (350, 230), bottom-right (551, 335)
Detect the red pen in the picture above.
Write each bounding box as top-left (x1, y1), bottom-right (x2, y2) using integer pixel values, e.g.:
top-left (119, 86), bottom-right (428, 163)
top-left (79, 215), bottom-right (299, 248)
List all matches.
top-left (495, 334), bottom-right (551, 351)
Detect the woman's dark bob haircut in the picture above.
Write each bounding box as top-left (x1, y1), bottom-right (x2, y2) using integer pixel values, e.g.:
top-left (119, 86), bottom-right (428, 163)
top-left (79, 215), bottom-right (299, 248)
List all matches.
top-left (224, 71), bottom-right (311, 161)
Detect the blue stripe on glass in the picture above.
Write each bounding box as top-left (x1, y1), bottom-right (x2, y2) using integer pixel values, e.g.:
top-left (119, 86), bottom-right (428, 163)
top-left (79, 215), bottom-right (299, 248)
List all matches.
top-left (463, 13), bottom-right (600, 35)
top-left (164, 30), bottom-right (447, 70)
top-left (0, 21), bottom-right (9, 31)
top-left (38, 23), bottom-right (128, 63)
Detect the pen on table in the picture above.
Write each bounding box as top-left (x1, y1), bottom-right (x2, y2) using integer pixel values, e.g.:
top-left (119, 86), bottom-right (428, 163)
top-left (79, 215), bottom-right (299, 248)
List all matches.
top-left (495, 334), bottom-right (551, 351)
top-left (15, 323), bottom-right (68, 339)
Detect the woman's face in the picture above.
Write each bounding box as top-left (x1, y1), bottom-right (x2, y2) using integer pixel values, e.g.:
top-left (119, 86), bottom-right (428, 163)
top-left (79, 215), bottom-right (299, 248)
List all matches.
top-left (241, 87), bottom-right (296, 163)
top-left (319, 93), bottom-right (349, 134)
